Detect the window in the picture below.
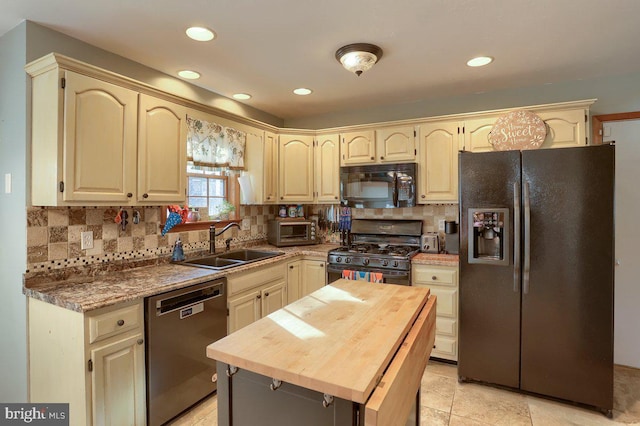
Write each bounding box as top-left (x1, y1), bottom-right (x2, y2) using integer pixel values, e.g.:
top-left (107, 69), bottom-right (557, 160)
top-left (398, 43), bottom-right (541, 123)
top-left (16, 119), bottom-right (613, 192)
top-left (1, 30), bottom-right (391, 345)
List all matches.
top-left (162, 162), bottom-right (239, 232)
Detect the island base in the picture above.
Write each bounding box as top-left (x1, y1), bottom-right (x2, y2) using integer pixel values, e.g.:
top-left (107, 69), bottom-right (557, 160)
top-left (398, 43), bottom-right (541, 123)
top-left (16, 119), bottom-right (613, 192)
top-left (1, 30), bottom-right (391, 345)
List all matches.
top-left (216, 362), bottom-right (420, 426)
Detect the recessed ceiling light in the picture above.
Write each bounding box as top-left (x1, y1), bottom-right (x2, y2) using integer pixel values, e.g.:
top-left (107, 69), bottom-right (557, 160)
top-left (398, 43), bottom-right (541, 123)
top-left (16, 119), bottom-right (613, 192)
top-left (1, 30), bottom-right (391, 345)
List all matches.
top-left (233, 93), bottom-right (252, 100)
top-left (467, 56), bottom-right (494, 67)
top-left (178, 70), bottom-right (201, 79)
top-left (186, 27), bottom-right (216, 42)
top-left (293, 88), bottom-right (313, 96)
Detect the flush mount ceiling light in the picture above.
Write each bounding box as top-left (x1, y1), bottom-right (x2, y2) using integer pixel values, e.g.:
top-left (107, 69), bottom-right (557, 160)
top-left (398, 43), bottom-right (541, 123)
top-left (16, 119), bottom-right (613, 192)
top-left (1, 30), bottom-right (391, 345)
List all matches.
top-left (186, 26), bottom-right (216, 42)
top-left (233, 93), bottom-right (252, 100)
top-left (467, 56), bottom-right (494, 67)
top-left (293, 88), bottom-right (313, 96)
top-left (335, 43), bottom-right (383, 76)
top-left (178, 70), bottom-right (201, 79)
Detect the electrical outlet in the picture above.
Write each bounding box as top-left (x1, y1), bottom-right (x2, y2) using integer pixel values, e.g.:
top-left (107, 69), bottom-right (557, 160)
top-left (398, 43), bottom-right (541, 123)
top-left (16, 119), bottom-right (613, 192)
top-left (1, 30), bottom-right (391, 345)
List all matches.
top-left (81, 231), bottom-right (94, 250)
top-left (438, 219), bottom-right (445, 231)
top-left (241, 218), bottom-right (251, 231)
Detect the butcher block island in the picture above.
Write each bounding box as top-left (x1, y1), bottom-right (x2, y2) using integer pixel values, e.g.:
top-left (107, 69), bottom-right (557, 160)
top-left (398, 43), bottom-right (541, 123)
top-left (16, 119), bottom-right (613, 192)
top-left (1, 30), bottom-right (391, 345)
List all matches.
top-left (207, 279), bottom-right (437, 426)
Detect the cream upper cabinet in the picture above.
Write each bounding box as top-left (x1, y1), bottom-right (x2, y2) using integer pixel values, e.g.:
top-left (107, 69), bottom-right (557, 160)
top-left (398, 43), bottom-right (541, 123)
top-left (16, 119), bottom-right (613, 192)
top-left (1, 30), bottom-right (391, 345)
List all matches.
top-left (375, 126), bottom-right (417, 163)
top-left (279, 134), bottom-right (315, 203)
top-left (243, 130), bottom-right (278, 204)
top-left (29, 68), bottom-right (139, 205)
top-left (537, 108), bottom-right (587, 148)
top-left (417, 121), bottom-right (459, 203)
top-left (341, 127), bottom-right (416, 166)
top-left (315, 134), bottom-right (340, 203)
top-left (462, 116), bottom-right (498, 152)
top-left (137, 94), bottom-right (187, 203)
top-left (340, 130), bottom-right (375, 165)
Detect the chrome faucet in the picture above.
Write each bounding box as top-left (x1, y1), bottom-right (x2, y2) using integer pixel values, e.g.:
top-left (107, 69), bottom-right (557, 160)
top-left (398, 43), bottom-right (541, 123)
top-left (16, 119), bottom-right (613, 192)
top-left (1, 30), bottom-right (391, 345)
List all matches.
top-left (209, 222), bottom-right (242, 254)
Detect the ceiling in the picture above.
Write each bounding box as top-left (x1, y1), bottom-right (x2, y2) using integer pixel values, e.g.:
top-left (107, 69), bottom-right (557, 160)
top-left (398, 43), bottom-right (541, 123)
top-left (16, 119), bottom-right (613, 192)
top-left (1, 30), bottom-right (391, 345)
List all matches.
top-left (3, 0), bottom-right (640, 121)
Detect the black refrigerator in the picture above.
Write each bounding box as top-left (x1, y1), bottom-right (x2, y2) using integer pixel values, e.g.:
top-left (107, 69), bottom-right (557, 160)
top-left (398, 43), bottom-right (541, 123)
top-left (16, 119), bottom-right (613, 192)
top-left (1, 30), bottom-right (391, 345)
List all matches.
top-left (458, 145), bottom-right (614, 415)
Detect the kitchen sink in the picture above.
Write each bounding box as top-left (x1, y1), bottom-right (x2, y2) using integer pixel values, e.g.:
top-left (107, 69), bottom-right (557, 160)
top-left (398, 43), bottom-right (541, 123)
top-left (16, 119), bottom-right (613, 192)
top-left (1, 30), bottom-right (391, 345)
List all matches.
top-left (181, 249), bottom-right (283, 270)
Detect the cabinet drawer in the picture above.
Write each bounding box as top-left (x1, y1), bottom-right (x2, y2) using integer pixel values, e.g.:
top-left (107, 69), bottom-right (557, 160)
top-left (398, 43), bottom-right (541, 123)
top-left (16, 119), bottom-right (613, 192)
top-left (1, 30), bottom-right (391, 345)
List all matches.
top-left (435, 317), bottom-right (457, 337)
top-left (432, 335), bottom-right (457, 360)
top-left (227, 262), bottom-right (286, 296)
top-left (89, 303), bottom-right (141, 344)
top-left (413, 267), bottom-right (456, 286)
top-left (429, 287), bottom-right (457, 318)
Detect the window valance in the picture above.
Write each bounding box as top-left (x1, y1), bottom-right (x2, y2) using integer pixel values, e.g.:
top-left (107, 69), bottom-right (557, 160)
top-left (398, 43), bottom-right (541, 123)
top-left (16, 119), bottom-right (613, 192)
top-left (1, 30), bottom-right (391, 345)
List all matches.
top-left (186, 116), bottom-right (246, 169)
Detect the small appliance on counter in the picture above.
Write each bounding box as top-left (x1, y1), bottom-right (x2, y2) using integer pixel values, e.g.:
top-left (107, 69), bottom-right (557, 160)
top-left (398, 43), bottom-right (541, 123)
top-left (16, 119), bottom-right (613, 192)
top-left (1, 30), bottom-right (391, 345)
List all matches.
top-left (267, 218), bottom-right (318, 247)
top-left (420, 232), bottom-right (440, 253)
top-left (444, 221), bottom-right (459, 254)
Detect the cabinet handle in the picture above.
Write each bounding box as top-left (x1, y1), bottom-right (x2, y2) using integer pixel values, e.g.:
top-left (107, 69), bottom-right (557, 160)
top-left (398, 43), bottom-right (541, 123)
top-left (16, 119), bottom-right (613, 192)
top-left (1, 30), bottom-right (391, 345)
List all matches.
top-left (143, 193), bottom-right (149, 199)
top-left (127, 193), bottom-right (133, 198)
top-left (421, 195), bottom-right (426, 199)
top-left (432, 276), bottom-right (437, 281)
top-left (380, 156), bottom-right (384, 160)
top-left (280, 197), bottom-right (283, 200)
top-left (289, 265), bottom-right (294, 269)
top-left (370, 156), bottom-right (374, 160)
top-left (137, 339), bottom-right (144, 345)
top-left (334, 196), bottom-right (338, 199)
top-left (117, 319), bottom-right (125, 326)
top-left (257, 295), bottom-right (262, 299)
top-left (265, 292), bottom-right (270, 297)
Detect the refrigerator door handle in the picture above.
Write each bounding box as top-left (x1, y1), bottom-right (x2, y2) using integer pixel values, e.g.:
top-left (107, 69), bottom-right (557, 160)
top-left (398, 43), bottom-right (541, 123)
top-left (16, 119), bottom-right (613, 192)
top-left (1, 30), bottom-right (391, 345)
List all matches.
top-left (513, 182), bottom-right (521, 293)
top-left (523, 181), bottom-right (531, 294)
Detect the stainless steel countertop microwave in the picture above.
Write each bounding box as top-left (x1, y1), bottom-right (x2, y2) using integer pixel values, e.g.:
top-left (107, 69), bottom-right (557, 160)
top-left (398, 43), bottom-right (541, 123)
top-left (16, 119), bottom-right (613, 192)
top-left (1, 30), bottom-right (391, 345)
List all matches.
top-left (340, 163), bottom-right (417, 208)
top-left (267, 219), bottom-right (318, 247)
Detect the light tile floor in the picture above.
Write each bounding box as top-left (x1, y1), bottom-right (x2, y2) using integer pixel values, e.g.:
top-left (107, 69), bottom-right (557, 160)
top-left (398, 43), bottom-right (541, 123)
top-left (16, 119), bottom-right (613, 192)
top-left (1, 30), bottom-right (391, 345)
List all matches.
top-left (170, 362), bottom-right (640, 425)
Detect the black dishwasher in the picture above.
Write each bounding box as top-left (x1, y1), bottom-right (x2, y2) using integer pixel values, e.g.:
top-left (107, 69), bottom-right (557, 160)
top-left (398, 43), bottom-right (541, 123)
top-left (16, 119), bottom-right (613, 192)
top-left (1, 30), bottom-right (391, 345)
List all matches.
top-left (145, 278), bottom-right (227, 426)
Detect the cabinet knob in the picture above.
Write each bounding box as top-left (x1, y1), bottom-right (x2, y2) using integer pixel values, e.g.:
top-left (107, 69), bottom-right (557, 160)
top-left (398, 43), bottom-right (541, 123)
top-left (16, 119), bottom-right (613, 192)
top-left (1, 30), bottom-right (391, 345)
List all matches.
top-left (280, 197), bottom-right (284, 200)
top-left (289, 265), bottom-right (294, 269)
top-left (143, 193), bottom-right (149, 199)
top-left (380, 156), bottom-right (384, 160)
top-left (137, 339), bottom-right (144, 345)
top-left (370, 156), bottom-right (374, 160)
top-left (334, 196), bottom-right (338, 199)
top-left (265, 292), bottom-right (270, 297)
top-left (117, 319), bottom-right (125, 326)
top-left (127, 193), bottom-right (133, 198)
top-left (432, 276), bottom-right (437, 281)
top-left (257, 295), bottom-right (262, 299)
top-left (421, 195), bottom-right (426, 198)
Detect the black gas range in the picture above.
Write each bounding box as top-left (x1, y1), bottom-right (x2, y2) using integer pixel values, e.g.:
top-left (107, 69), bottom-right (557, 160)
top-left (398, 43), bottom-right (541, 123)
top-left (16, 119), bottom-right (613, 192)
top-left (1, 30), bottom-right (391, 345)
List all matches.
top-left (327, 219), bottom-right (423, 286)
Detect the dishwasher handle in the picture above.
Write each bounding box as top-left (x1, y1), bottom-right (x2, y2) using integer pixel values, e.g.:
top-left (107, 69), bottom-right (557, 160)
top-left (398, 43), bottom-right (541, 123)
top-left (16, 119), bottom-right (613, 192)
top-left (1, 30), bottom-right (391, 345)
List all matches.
top-left (156, 280), bottom-right (225, 316)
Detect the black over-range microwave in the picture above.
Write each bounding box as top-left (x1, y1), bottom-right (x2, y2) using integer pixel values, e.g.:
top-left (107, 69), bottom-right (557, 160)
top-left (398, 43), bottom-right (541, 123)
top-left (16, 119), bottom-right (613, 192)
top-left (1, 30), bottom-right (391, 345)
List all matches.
top-left (340, 163), bottom-right (417, 208)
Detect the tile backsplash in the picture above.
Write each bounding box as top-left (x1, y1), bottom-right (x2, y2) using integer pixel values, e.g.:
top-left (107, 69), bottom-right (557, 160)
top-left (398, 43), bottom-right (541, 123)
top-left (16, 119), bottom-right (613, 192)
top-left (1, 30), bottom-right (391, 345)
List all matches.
top-left (25, 203), bottom-right (458, 272)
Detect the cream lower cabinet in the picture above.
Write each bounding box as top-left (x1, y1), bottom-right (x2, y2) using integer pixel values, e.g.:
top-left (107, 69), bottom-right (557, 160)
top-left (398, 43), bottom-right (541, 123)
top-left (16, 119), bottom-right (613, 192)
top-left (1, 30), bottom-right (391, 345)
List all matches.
top-left (287, 258), bottom-right (326, 303)
top-left (227, 262), bottom-right (287, 333)
top-left (412, 264), bottom-right (459, 361)
top-left (278, 134), bottom-right (315, 203)
top-left (28, 298), bottom-right (146, 426)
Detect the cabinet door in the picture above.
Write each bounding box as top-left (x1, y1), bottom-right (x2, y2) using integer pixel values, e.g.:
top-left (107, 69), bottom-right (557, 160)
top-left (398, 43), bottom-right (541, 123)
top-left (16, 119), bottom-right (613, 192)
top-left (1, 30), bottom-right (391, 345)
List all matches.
top-left (91, 333), bottom-right (145, 426)
top-left (417, 121), bottom-right (459, 203)
top-left (287, 261), bottom-right (302, 303)
top-left (228, 290), bottom-right (261, 333)
top-left (463, 117), bottom-right (497, 152)
top-left (301, 260), bottom-right (326, 296)
top-left (63, 71), bottom-right (138, 202)
top-left (315, 134), bottom-right (340, 203)
top-left (376, 126), bottom-right (416, 163)
top-left (264, 131), bottom-right (279, 203)
top-left (261, 280), bottom-right (287, 317)
top-left (279, 134), bottom-right (314, 202)
top-left (341, 130), bottom-right (375, 165)
top-left (138, 94), bottom-right (187, 203)
top-left (537, 109), bottom-right (587, 148)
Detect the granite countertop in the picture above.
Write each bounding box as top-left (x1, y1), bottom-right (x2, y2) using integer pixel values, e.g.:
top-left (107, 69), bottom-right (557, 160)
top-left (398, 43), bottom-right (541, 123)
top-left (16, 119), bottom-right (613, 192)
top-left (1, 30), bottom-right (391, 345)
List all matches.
top-left (23, 244), bottom-right (456, 313)
top-left (24, 243), bottom-right (339, 313)
top-left (412, 253), bottom-right (459, 267)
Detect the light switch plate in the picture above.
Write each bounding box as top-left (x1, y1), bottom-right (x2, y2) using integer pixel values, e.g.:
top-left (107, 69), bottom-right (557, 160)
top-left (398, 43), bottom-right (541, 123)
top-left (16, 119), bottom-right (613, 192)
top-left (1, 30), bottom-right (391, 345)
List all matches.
top-left (241, 218), bottom-right (250, 231)
top-left (81, 231), bottom-right (94, 250)
top-left (438, 219), bottom-right (445, 231)
top-left (4, 173), bottom-right (11, 194)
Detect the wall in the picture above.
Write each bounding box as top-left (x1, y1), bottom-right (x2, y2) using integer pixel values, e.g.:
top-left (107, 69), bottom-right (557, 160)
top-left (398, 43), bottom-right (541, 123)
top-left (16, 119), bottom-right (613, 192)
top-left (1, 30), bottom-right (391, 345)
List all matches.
top-left (604, 120), bottom-right (640, 368)
top-left (285, 71), bottom-right (640, 129)
top-left (0, 23), bottom-right (28, 402)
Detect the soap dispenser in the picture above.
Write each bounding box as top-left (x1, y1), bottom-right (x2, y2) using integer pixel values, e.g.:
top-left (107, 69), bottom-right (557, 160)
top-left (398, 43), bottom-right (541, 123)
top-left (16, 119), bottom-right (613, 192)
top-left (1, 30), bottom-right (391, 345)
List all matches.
top-left (171, 237), bottom-right (185, 262)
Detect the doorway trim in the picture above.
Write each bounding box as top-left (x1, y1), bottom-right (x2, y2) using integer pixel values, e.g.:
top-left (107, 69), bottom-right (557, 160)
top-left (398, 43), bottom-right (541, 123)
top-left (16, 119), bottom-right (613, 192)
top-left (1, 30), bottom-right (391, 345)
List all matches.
top-left (592, 112), bottom-right (640, 144)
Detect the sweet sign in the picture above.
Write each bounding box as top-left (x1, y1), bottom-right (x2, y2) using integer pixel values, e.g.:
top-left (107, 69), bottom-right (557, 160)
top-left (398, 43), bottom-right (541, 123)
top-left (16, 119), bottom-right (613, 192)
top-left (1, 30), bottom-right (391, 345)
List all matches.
top-left (488, 110), bottom-right (547, 151)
